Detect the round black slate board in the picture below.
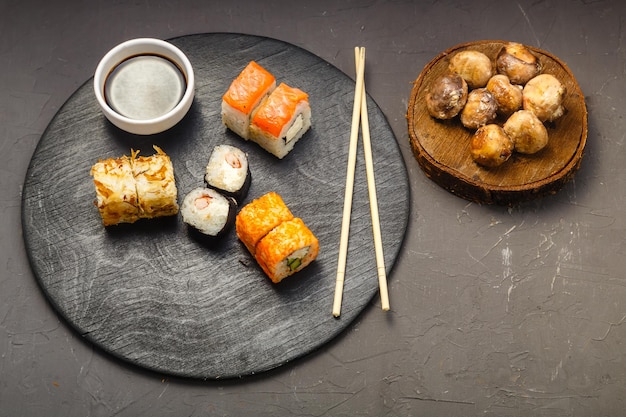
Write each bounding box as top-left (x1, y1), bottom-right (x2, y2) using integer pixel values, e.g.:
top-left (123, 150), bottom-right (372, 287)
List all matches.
top-left (21, 33), bottom-right (410, 379)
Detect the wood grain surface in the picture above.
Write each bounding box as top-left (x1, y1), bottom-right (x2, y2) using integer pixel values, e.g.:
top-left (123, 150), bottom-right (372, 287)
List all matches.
top-left (408, 40), bottom-right (587, 205)
top-left (21, 33), bottom-right (410, 379)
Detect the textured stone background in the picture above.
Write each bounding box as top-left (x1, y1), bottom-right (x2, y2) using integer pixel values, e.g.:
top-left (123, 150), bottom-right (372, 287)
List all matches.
top-left (2, 0), bottom-right (626, 415)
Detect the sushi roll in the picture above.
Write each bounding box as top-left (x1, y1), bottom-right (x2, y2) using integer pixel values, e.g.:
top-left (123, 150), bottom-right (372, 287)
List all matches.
top-left (254, 218), bottom-right (319, 283)
top-left (204, 144), bottom-right (251, 203)
top-left (90, 154), bottom-right (140, 226)
top-left (90, 145), bottom-right (178, 226)
top-left (236, 191), bottom-right (319, 283)
top-left (181, 187), bottom-right (236, 241)
top-left (249, 82), bottom-right (311, 159)
top-left (132, 146), bottom-right (179, 219)
top-left (235, 192), bottom-right (293, 255)
top-left (222, 61), bottom-right (276, 140)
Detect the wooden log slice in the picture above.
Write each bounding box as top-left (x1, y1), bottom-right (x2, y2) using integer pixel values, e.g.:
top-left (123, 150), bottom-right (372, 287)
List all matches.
top-left (407, 40), bottom-right (587, 205)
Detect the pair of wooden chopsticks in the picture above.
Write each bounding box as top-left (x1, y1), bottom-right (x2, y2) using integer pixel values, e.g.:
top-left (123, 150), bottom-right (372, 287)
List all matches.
top-left (332, 46), bottom-right (389, 318)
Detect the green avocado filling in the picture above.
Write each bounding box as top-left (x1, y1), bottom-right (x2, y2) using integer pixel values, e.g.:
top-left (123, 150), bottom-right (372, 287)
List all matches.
top-left (287, 257), bottom-right (302, 271)
top-left (286, 247), bottom-right (309, 272)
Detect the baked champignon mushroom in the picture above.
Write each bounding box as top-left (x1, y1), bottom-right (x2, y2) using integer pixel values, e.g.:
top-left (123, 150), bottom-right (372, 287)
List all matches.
top-left (449, 50), bottom-right (494, 89)
top-left (425, 72), bottom-right (469, 120)
top-left (503, 109), bottom-right (549, 154)
top-left (470, 124), bottom-right (514, 168)
top-left (522, 73), bottom-right (566, 122)
top-left (460, 88), bottom-right (498, 130)
top-left (496, 42), bottom-right (542, 85)
top-left (486, 74), bottom-right (523, 118)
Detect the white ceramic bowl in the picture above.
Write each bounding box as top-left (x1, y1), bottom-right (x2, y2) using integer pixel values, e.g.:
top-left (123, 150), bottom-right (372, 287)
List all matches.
top-left (94, 38), bottom-right (195, 135)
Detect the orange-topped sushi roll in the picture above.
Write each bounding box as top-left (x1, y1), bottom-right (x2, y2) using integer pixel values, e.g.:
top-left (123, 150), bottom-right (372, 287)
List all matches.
top-left (236, 192), bottom-right (319, 283)
top-left (222, 61), bottom-right (276, 139)
top-left (255, 218), bottom-right (319, 283)
top-left (249, 82), bottom-right (312, 159)
top-left (235, 192), bottom-right (293, 255)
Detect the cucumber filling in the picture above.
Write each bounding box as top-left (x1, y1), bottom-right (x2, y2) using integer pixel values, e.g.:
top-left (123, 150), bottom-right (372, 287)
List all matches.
top-left (287, 257), bottom-right (301, 271)
top-left (286, 246), bottom-right (309, 271)
top-left (285, 114), bottom-right (304, 144)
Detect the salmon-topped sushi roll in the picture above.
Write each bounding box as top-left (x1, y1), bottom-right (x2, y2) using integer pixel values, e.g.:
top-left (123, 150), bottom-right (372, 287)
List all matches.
top-left (249, 82), bottom-right (312, 159)
top-left (222, 61), bottom-right (276, 140)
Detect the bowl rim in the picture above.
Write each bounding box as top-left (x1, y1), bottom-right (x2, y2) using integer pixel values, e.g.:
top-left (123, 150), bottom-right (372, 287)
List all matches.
top-left (93, 37), bottom-right (195, 135)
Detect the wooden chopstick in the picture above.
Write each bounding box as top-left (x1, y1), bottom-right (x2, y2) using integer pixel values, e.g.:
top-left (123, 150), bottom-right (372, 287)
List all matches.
top-left (333, 46), bottom-right (366, 318)
top-left (333, 47), bottom-right (389, 317)
top-left (353, 47), bottom-right (389, 312)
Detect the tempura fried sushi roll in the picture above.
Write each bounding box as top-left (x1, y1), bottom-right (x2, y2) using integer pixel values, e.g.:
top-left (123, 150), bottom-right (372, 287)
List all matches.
top-left (132, 146), bottom-right (179, 218)
top-left (90, 155), bottom-right (140, 226)
top-left (204, 144), bottom-right (251, 204)
top-left (90, 146), bottom-right (179, 226)
top-left (181, 187), bottom-right (236, 241)
top-left (254, 218), bottom-right (319, 283)
top-left (235, 192), bottom-right (293, 256)
top-left (249, 82), bottom-right (311, 159)
top-left (222, 61), bottom-right (276, 140)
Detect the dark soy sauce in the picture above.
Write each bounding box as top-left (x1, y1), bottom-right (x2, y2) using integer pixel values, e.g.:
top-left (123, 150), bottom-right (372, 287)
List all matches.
top-left (104, 54), bottom-right (186, 120)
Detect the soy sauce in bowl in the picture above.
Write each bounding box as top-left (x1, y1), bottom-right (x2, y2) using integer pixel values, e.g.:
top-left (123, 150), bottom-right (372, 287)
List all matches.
top-left (104, 54), bottom-right (186, 120)
top-left (94, 38), bottom-right (195, 135)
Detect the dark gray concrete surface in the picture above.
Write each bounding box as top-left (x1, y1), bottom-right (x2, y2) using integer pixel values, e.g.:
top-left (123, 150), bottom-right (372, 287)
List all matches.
top-left (2, 0), bottom-right (626, 415)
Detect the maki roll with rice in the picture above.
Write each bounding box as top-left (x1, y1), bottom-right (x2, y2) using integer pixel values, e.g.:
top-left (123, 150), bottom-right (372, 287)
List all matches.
top-left (204, 144), bottom-right (250, 203)
top-left (90, 153), bottom-right (139, 226)
top-left (249, 82), bottom-right (312, 159)
top-left (235, 192), bottom-right (293, 256)
top-left (236, 192), bottom-right (319, 283)
top-left (90, 145), bottom-right (178, 226)
top-left (221, 62), bottom-right (312, 159)
top-left (222, 61), bottom-right (276, 140)
top-left (132, 147), bottom-right (179, 219)
top-left (181, 187), bottom-right (236, 241)
top-left (254, 217), bottom-right (319, 284)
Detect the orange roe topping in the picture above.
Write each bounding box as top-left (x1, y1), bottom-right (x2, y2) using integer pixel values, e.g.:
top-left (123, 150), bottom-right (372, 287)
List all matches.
top-left (251, 83), bottom-right (309, 138)
top-left (235, 192), bottom-right (294, 255)
top-left (222, 61), bottom-right (275, 114)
